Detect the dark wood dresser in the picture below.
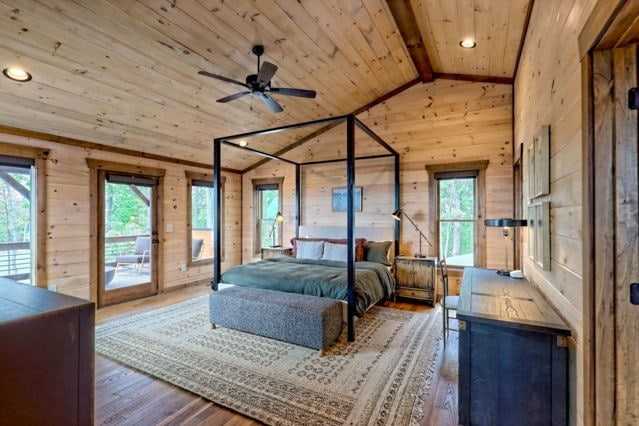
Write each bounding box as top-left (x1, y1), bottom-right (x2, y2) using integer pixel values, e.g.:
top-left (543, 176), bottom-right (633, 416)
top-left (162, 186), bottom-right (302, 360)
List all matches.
top-left (0, 278), bottom-right (95, 425)
top-left (457, 268), bottom-right (571, 426)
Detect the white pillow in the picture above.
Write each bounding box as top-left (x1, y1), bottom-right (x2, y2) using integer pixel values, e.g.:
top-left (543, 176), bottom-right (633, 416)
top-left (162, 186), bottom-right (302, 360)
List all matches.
top-left (296, 240), bottom-right (324, 259)
top-left (321, 242), bottom-right (349, 261)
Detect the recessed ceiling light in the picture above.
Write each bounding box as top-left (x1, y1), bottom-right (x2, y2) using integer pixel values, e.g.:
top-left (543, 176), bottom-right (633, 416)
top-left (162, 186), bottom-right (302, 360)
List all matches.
top-left (459, 39), bottom-right (476, 49)
top-left (238, 140), bottom-right (248, 147)
top-left (3, 67), bottom-right (32, 82)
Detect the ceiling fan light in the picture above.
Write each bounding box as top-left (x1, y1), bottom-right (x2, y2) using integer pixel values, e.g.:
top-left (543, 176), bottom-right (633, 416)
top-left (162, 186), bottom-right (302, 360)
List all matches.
top-left (459, 39), bottom-right (476, 49)
top-left (3, 67), bottom-right (32, 82)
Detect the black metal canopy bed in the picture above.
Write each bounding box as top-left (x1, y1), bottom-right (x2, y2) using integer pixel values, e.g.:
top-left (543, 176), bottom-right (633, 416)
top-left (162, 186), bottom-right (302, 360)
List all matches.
top-left (211, 114), bottom-right (400, 341)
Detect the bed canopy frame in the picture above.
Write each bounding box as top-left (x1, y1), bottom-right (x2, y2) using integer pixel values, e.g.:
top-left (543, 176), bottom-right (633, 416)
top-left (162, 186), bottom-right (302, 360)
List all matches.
top-left (212, 114), bottom-right (399, 341)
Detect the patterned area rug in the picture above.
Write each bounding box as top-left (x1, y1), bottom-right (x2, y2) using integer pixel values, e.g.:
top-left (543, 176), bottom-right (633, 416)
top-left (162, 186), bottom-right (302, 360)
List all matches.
top-left (96, 295), bottom-right (442, 425)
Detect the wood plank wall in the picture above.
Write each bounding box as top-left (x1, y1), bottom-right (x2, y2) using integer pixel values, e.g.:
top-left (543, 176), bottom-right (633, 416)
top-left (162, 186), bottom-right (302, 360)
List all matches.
top-left (514, 1), bottom-right (598, 424)
top-left (0, 132), bottom-right (241, 300)
top-left (243, 80), bottom-right (514, 270)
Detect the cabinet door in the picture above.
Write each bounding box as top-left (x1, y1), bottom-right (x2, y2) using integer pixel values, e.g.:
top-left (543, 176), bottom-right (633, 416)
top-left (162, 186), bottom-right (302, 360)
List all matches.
top-left (395, 259), bottom-right (415, 287)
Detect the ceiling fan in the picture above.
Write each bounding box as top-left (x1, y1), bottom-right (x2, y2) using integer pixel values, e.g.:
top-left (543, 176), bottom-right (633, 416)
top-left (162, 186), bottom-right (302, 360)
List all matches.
top-left (198, 45), bottom-right (316, 113)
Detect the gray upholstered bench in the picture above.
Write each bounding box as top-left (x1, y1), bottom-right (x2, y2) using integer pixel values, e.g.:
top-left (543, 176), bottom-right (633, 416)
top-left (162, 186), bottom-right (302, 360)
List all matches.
top-left (209, 286), bottom-right (343, 355)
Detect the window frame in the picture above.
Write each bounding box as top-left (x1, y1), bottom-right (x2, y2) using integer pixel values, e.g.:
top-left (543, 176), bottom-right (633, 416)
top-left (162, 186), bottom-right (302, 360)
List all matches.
top-left (252, 177), bottom-right (283, 256)
top-left (426, 161), bottom-right (488, 268)
top-left (186, 171), bottom-right (225, 266)
top-left (0, 143), bottom-right (48, 287)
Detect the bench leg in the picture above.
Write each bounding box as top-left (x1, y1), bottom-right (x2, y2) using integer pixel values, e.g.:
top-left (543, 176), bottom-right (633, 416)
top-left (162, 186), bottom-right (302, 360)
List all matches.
top-left (211, 323), bottom-right (216, 329)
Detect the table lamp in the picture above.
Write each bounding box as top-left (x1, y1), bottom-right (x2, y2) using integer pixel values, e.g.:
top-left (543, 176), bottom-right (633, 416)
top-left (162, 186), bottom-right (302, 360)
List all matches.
top-left (269, 212), bottom-right (284, 247)
top-left (392, 209), bottom-right (432, 258)
top-left (484, 218), bottom-right (527, 276)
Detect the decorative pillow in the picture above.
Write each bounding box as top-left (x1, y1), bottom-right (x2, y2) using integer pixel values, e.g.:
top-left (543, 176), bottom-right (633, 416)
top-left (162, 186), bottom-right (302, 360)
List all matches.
top-left (364, 240), bottom-right (393, 266)
top-left (321, 242), bottom-right (349, 261)
top-left (290, 237), bottom-right (367, 261)
top-left (295, 240), bottom-right (324, 260)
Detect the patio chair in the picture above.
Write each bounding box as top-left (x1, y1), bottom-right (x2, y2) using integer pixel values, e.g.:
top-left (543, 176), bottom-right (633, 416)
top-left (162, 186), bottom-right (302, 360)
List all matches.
top-left (115, 236), bottom-right (151, 273)
top-left (192, 238), bottom-right (204, 261)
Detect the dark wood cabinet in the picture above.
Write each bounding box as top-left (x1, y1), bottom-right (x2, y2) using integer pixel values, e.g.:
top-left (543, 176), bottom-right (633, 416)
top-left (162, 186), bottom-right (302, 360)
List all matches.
top-left (393, 256), bottom-right (436, 305)
top-left (457, 268), bottom-right (570, 426)
top-left (0, 278), bottom-right (95, 425)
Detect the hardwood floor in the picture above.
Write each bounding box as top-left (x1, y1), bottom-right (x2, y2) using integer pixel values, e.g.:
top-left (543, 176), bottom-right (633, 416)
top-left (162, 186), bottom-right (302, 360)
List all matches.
top-left (94, 285), bottom-right (459, 425)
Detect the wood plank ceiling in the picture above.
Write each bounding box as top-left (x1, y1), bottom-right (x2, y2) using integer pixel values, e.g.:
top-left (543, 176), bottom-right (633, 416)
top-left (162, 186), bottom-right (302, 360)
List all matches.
top-left (0, 0), bottom-right (530, 171)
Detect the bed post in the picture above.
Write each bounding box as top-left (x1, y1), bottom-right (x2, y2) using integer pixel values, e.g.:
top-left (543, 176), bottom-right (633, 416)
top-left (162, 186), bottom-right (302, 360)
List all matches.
top-left (212, 138), bottom-right (222, 291)
top-left (295, 164), bottom-right (301, 238)
top-left (394, 152), bottom-right (400, 257)
top-left (346, 115), bottom-right (356, 342)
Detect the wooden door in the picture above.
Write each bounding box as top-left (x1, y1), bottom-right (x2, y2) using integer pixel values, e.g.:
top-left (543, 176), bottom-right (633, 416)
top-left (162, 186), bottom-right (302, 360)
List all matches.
top-left (86, 158), bottom-right (165, 307)
top-left (591, 43), bottom-right (639, 424)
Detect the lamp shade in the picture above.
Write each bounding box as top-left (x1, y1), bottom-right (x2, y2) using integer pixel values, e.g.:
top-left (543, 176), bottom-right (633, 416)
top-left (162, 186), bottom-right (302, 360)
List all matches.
top-left (484, 218), bottom-right (527, 227)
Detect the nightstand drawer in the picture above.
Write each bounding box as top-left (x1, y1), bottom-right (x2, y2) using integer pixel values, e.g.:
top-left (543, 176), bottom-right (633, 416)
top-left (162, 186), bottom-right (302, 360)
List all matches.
top-left (396, 288), bottom-right (433, 300)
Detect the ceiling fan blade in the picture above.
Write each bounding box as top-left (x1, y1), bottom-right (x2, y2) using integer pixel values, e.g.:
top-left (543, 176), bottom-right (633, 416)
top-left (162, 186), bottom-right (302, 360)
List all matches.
top-left (259, 93), bottom-right (283, 113)
top-left (198, 71), bottom-right (249, 89)
top-left (216, 91), bottom-right (252, 103)
top-left (257, 61), bottom-right (278, 86)
top-left (269, 87), bottom-right (317, 98)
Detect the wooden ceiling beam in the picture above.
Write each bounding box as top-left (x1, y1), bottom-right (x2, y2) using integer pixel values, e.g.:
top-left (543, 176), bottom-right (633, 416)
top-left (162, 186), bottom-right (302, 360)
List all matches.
top-left (433, 73), bottom-right (514, 85)
top-left (387, 0), bottom-right (434, 83)
top-left (0, 125), bottom-right (241, 174)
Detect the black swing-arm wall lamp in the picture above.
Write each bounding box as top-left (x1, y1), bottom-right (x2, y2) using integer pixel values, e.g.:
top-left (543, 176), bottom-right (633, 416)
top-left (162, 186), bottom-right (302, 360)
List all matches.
top-left (392, 209), bottom-right (432, 258)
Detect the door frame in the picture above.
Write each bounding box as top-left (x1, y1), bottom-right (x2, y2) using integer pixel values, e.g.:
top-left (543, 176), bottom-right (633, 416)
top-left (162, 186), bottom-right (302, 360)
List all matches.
top-left (579, 0), bottom-right (639, 424)
top-left (87, 159), bottom-right (165, 307)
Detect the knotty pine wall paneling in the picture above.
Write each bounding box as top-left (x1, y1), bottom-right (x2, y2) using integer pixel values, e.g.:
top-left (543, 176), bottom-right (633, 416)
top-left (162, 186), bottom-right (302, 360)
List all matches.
top-left (514, 1), bottom-right (599, 424)
top-left (0, 132), bottom-right (240, 300)
top-left (244, 80), bottom-right (514, 270)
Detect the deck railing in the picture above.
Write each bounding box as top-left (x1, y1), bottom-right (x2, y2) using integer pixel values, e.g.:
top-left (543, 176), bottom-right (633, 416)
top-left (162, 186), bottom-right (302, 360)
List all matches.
top-left (0, 235), bottom-right (147, 281)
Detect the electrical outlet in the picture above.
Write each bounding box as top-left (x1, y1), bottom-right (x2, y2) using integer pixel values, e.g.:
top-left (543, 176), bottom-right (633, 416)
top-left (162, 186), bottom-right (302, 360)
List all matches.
top-left (180, 263), bottom-right (187, 272)
top-left (48, 284), bottom-right (57, 292)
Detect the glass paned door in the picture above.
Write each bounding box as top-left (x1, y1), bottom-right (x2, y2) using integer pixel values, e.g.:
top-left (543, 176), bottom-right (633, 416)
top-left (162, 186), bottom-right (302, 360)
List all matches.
top-left (100, 173), bottom-right (158, 306)
top-left (0, 159), bottom-right (36, 284)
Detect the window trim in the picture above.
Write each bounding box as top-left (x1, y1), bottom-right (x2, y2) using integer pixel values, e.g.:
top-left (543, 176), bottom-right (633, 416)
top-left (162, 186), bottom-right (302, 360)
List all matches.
top-left (0, 142), bottom-right (48, 287)
top-left (426, 160), bottom-right (488, 267)
top-left (252, 177), bottom-right (283, 256)
top-left (186, 171), bottom-right (225, 266)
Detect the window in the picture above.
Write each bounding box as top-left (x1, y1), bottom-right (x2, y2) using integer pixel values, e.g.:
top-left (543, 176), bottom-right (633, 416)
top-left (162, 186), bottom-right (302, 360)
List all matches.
top-left (0, 147), bottom-right (47, 286)
top-left (0, 156), bottom-right (36, 283)
top-left (253, 178), bottom-right (283, 255)
top-left (426, 161), bottom-right (488, 267)
top-left (186, 172), bottom-right (224, 264)
top-left (438, 175), bottom-right (476, 266)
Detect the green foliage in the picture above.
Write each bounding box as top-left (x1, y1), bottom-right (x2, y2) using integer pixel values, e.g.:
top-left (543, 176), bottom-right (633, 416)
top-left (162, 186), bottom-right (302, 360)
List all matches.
top-left (439, 178), bottom-right (475, 265)
top-left (192, 185), bottom-right (214, 229)
top-left (260, 189), bottom-right (279, 248)
top-left (104, 183), bottom-right (150, 237)
top-left (0, 171), bottom-right (32, 243)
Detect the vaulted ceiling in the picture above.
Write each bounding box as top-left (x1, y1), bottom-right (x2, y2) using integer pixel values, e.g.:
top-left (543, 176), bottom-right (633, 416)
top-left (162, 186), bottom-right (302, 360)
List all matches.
top-left (0, 0), bottom-right (531, 171)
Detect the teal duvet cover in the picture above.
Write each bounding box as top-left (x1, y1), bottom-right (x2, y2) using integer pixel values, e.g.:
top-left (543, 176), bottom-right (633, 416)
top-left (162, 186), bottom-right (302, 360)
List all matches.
top-left (220, 257), bottom-right (395, 316)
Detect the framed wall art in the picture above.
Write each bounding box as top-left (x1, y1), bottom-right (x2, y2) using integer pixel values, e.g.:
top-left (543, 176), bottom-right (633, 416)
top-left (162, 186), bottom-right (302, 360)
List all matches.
top-left (332, 186), bottom-right (362, 212)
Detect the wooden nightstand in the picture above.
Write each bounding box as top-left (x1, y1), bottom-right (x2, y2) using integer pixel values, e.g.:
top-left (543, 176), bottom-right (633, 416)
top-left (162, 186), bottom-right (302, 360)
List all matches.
top-left (261, 246), bottom-right (293, 259)
top-left (394, 256), bottom-right (437, 305)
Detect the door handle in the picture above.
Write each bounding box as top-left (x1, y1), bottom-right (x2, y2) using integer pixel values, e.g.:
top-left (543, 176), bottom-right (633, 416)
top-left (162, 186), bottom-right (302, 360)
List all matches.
top-left (151, 239), bottom-right (159, 244)
top-left (630, 283), bottom-right (639, 305)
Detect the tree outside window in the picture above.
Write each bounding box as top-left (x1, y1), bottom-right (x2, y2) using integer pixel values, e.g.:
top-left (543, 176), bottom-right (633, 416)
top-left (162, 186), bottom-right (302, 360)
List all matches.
top-left (186, 172), bottom-right (223, 264)
top-left (253, 178), bottom-right (283, 254)
top-left (438, 177), bottom-right (476, 266)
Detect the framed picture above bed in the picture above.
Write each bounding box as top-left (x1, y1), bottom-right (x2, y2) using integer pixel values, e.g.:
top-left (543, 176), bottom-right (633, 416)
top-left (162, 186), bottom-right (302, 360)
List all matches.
top-left (332, 187), bottom-right (362, 212)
